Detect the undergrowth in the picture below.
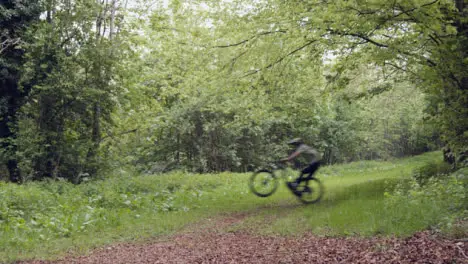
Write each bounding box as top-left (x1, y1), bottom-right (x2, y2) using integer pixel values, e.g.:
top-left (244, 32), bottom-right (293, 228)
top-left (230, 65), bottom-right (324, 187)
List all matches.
top-left (0, 151), bottom-right (466, 262)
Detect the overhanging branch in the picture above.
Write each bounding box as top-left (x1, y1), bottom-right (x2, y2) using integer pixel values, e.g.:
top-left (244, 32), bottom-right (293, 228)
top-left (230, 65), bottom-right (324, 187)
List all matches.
top-left (242, 39), bottom-right (318, 77)
top-left (213, 30), bottom-right (287, 48)
top-left (329, 29), bottom-right (389, 48)
top-left (328, 29), bottom-right (437, 68)
top-left (0, 37), bottom-right (21, 54)
top-left (100, 128), bottom-right (138, 143)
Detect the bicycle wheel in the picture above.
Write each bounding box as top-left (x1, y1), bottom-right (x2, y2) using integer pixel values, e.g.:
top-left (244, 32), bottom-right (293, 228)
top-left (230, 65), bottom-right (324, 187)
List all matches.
top-left (296, 177), bottom-right (324, 204)
top-left (249, 169), bottom-right (278, 197)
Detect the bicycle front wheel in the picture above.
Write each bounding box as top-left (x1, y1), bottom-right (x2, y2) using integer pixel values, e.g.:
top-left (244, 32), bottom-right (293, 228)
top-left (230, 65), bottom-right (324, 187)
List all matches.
top-left (297, 177), bottom-right (324, 204)
top-left (249, 169), bottom-right (278, 197)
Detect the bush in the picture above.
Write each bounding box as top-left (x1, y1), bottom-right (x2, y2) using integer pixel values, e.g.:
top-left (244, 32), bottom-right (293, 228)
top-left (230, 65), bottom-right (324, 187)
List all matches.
top-left (385, 170), bottom-right (467, 237)
top-left (413, 160), bottom-right (453, 186)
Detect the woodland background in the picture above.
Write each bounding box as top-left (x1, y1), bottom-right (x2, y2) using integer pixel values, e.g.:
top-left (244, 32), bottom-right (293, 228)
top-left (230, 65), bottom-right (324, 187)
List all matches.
top-left (1, 0), bottom-right (467, 182)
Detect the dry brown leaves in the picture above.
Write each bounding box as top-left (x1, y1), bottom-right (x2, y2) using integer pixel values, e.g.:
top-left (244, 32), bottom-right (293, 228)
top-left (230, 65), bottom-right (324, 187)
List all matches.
top-left (22, 215), bottom-right (467, 264)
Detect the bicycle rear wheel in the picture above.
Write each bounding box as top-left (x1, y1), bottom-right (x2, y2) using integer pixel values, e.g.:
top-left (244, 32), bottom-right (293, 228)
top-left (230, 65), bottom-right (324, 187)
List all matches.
top-left (249, 169), bottom-right (278, 197)
top-left (296, 177), bottom-right (324, 204)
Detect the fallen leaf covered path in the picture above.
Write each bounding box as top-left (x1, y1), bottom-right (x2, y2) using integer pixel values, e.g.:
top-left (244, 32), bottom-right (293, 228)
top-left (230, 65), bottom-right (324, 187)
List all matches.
top-left (22, 213), bottom-right (467, 264)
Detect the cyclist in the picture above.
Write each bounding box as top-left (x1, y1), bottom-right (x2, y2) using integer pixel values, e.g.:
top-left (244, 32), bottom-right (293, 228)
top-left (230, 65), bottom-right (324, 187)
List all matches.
top-left (281, 138), bottom-right (322, 191)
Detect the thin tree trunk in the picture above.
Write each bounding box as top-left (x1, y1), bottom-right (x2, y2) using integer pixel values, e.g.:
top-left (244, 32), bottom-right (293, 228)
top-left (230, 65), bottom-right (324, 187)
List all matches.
top-left (176, 133), bottom-right (180, 164)
top-left (0, 93), bottom-right (21, 182)
top-left (109, 0), bottom-right (116, 40)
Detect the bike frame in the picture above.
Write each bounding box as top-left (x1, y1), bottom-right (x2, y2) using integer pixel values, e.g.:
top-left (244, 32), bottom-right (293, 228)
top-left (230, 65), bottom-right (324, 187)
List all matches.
top-left (269, 163), bottom-right (297, 182)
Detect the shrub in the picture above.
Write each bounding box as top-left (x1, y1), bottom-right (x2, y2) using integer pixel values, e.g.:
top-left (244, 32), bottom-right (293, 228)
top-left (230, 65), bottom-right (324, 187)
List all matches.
top-left (385, 170), bottom-right (467, 237)
top-left (413, 160), bottom-right (453, 186)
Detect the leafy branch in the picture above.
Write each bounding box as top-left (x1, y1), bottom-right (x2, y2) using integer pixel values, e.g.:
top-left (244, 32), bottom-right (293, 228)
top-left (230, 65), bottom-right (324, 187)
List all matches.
top-left (213, 30), bottom-right (287, 48)
top-left (0, 37), bottom-right (21, 54)
top-left (242, 39), bottom-right (318, 77)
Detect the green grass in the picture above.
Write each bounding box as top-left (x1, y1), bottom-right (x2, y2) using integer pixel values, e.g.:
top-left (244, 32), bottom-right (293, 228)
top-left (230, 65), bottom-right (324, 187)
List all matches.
top-left (0, 151), bottom-right (465, 262)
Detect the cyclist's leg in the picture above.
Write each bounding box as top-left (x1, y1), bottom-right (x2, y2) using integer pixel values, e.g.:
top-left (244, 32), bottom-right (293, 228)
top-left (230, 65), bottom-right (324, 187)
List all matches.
top-left (288, 165), bottom-right (312, 195)
top-left (288, 169), bottom-right (306, 189)
top-left (289, 162), bottom-right (319, 189)
top-left (289, 164), bottom-right (312, 188)
top-left (303, 162), bottom-right (321, 181)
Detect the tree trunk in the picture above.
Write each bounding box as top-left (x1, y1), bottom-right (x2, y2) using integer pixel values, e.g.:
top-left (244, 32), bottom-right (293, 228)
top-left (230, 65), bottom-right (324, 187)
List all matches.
top-left (0, 89), bottom-right (21, 182)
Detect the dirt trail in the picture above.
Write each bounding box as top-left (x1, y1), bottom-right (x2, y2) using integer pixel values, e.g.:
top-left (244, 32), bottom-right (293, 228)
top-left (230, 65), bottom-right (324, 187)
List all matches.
top-left (22, 213), bottom-right (467, 264)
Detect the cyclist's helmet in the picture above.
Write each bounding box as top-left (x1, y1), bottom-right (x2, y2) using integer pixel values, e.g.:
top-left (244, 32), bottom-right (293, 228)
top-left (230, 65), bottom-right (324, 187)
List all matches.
top-left (287, 138), bottom-right (303, 146)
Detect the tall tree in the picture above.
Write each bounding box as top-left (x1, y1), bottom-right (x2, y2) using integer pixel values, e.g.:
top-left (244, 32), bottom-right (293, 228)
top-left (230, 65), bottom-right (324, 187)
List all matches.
top-left (15, 0), bottom-right (128, 181)
top-left (0, 1), bottom-right (42, 182)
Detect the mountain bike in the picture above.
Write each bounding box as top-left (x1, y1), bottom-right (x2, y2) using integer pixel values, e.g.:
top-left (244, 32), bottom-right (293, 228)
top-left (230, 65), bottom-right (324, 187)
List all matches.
top-left (249, 161), bottom-right (324, 204)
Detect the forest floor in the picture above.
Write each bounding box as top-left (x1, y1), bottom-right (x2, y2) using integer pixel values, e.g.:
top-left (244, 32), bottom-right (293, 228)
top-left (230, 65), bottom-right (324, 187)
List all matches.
top-left (22, 211), bottom-right (468, 264)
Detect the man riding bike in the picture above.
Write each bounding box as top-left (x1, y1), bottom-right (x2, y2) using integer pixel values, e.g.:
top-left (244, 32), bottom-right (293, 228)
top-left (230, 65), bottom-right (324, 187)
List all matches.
top-left (281, 138), bottom-right (322, 191)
